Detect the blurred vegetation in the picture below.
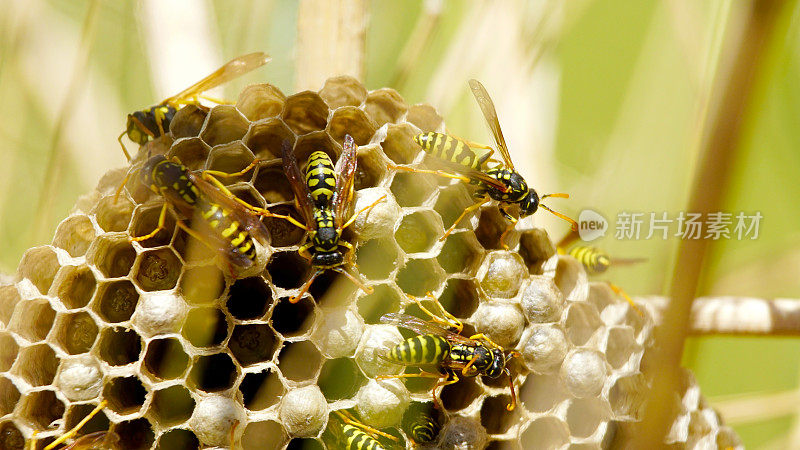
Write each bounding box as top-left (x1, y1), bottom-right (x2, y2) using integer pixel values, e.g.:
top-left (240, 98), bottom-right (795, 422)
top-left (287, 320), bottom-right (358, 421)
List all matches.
top-left (0, 0), bottom-right (798, 447)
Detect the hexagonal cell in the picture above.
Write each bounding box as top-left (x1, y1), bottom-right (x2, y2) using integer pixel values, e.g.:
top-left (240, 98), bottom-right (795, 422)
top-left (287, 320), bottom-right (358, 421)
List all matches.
top-left (104, 376), bottom-right (147, 415)
top-left (18, 389), bottom-right (65, 429)
top-left (88, 234), bottom-right (136, 279)
top-left (357, 283), bottom-right (402, 325)
top-left (179, 265), bottom-right (224, 306)
top-left (227, 277), bottom-right (272, 319)
top-left (53, 215), bottom-right (96, 257)
top-left (54, 311), bottom-right (98, 355)
top-left (0, 333), bottom-right (19, 371)
top-left (18, 246), bottom-right (59, 295)
top-left (486, 440), bottom-right (518, 450)
top-left (272, 300), bottom-right (315, 338)
top-left (206, 141), bottom-right (257, 185)
top-left (150, 385), bottom-right (195, 426)
top-left (282, 91), bottom-right (329, 134)
top-left (292, 130), bottom-right (338, 164)
top-left (608, 373), bottom-right (647, 419)
top-left (440, 377), bottom-right (482, 412)
top-left (395, 211), bottom-right (442, 254)
top-left (605, 326), bottom-right (638, 370)
top-left (518, 228), bottom-right (556, 273)
top-left (237, 83), bottom-right (286, 121)
top-left (434, 183), bottom-right (474, 229)
top-left (318, 357), bottom-right (366, 401)
top-left (278, 341), bottom-right (322, 382)
top-left (189, 353), bottom-right (237, 392)
top-left (95, 280), bottom-right (139, 323)
top-left (244, 119), bottom-right (294, 163)
top-left (407, 104), bottom-right (444, 132)
top-left (98, 327), bottom-right (142, 366)
top-left (566, 397), bottom-right (610, 438)
top-left (319, 76), bottom-right (367, 108)
top-left (396, 258), bottom-right (444, 297)
top-left (112, 418), bottom-right (155, 450)
top-left (94, 196), bottom-right (135, 235)
top-left (130, 203), bottom-right (177, 248)
top-left (475, 207), bottom-right (508, 250)
top-left (143, 337), bottom-right (190, 380)
top-left (437, 234), bottom-right (482, 277)
top-left (240, 368), bottom-right (285, 411)
top-left (242, 420), bottom-right (287, 449)
top-left (389, 171), bottom-right (436, 208)
top-left (251, 162), bottom-right (292, 206)
top-left (53, 265), bottom-right (96, 309)
top-left (364, 88), bottom-right (407, 126)
top-left (167, 137), bottom-right (210, 171)
top-left (0, 420), bottom-right (24, 450)
top-left (260, 206), bottom-right (305, 248)
top-left (171, 227), bottom-right (216, 267)
top-left (564, 302), bottom-right (603, 347)
top-left (0, 376), bottom-right (20, 415)
top-left (355, 238), bottom-right (400, 281)
top-left (134, 248), bottom-right (182, 291)
top-left (182, 307), bottom-right (229, 348)
top-left (554, 256), bottom-right (589, 303)
top-left (64, 402), bottom-right (111, 437)
top-left (157, 429), bottom-right (200, 450)
top-left (439, 278), bottom-right (480, 319)
top-left (380, 123), bottom-right (420, 164)
top-left (287, 438), bottom-right (324, 450)
top-left (0, 285), bottom-right (20, 326)
top-left (200, 105), bottom-right (249, 147)
top-left (266, 252), bottom-right (309, 290)
top-left (352, 145), bottom-right (387, 192)
top-left (229, 324), bottom-right (279, 366)
top-left (14, 343), bottom-right (59, 386)
top-left (169, 104), bottom-right (208, 139)
top-left (521, 416), bottom-right (570, 450)
top-left (9, 299), bottom-right (55, 341)
top-left (327, 106), bottom-right (377, 145)
top-left (520, 373), bottom-right (568, 413)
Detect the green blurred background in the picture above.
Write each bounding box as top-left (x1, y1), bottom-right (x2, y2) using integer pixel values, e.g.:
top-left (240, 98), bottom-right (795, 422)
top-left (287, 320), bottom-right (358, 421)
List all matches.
top-left (1, 1), bottom-right (798, 447)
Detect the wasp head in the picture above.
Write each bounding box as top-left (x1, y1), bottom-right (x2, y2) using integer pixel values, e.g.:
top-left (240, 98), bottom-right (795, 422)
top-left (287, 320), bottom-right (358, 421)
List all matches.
top-left (484, 348), bottom-right (507, 378)
top-left (312, 250), bottom-right (344, 268)
top-left (518, 189), bottom-right (540, 217)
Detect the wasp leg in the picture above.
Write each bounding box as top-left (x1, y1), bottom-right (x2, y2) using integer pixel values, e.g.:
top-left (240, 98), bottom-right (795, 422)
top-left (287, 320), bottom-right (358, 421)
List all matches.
top-left (461, 354), bottom-right (480, 376)
top-left (607, 282), bottom-right (643, 316)
top-left (408, 293), bottom-right (462, 333)
top-left (230, 419), bottom-right (239, 450)
top-left (198, 94), bottom-right (233, 105)
top-left (290, 269), bottom-right (323, 304)
top-left (377, 370), bottom-right (444, 408)
top-left (298, 242), bottom-right (314, 262)
top-left (118, 131), bottom-right (132, 162)
top-left (467, 333), bottom-right (504, 351)
top-left (441, 197), bottom-right (491, 242)
top-left (130, 203), bottom-right (170, 242)
top-left (334, 411), bottom-right (398, 442)
top-left (43, 400), bottom-right (108, 450)
top-left (497, 206), bottom-right (518, 251)
top-left (431, 372), bottom-right (459, 410)
top-left (339, 195), bottom-right (387, 231)
top-left (387, 164), bottom-right (472, 184)
top-left (333, 266), bottom-right (374, 295)
top-left (556, 228), bottom-right (581, 255)
top-left (201, 167), bottom-right (307, 230)
top-left (503, 367), bottom-right (518, 411)
top-left (27, 431), bottom-right (37, 450)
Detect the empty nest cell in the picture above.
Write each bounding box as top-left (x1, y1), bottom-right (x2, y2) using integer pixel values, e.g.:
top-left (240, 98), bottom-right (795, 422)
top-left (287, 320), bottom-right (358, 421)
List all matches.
top-left (143, 338), bottom-right (190, 380)
top-left (271, 300), bottom-right (315, 338)
top-left (98, 327), bottom-right (142, 366)
top-left (189, 353), bottom-right (238, 392)
top-left (277, 341), bottom-right (322, 382)
top-left (239, 368), bottom-right (285, 411)
top-left (103, 376), bottom-right (147, 415)
top-left (182, 307), bottom-right (229, 348)
top-left (150, 385), bottom-right (195, 426)
top-left (226, 277), bottom-right (272, 320)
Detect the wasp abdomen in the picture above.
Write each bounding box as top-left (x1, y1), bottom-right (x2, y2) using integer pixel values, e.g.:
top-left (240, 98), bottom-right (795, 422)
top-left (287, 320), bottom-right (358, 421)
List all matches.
top-left (388, 334), bottom-right (450, 365)
top-left (414, 132), bottom-right (491, 169)
top-left (342, 424), bottom-right (386, 450)
top-left (305, 151), bottom-right (336, 208)
top-left (198, 201), bottom-right (257, 261)
top-left (568, 245), bottom-right (610, 274)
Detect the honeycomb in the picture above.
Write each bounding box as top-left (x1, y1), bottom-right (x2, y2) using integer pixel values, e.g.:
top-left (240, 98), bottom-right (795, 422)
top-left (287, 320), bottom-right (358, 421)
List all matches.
top-left (0, 76), bottom-right (742, 449)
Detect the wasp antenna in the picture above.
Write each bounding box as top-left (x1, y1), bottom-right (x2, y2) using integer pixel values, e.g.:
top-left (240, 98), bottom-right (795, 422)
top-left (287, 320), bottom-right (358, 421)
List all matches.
top-left (539, 203), bottom-right (578, 231)
top-left (541, 192), bottom-right (569, 200)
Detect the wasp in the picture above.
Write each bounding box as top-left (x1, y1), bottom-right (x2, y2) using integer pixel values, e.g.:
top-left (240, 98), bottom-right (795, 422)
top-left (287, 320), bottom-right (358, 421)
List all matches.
top-left (391, 79), bottom-right (577, 249)
top-left (120, 153), bottom-right (289, 274)
top-left (325, 410), bottom-right (398, 450)
top-left (557, 229), bottom-right (646, 314)
top-left (378, 294), bottom-right (521, 411)
top-left (27, 401), bottom-right (120, 450)
top-left (402, 402), bottom-right (440, 445)
top-left (280, 135), bottom-right (386, 303)
top-left (118, 52), bottom-right (270, 160)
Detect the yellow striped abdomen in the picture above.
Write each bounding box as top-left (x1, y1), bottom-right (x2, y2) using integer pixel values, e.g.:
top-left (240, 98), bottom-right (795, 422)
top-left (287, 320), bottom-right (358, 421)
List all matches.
top-left (342, 425), bottom-right (386, 450)
top-left (198, 200), bottom-right (257, 261)
top-left (413, 132), bottom-right (491, 169)
top-left (568, 245), bottom-right (610, 274)
top-left (305, 151), bottom-right (336, 208)
top-left (387, 334), bottom-right (449, 365)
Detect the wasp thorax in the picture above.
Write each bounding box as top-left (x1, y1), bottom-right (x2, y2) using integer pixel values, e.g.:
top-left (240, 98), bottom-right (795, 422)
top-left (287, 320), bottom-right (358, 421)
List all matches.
top-left (313, 226), bottom-right (339, 249)
top-left (139, 155), bottom-right (169, 190)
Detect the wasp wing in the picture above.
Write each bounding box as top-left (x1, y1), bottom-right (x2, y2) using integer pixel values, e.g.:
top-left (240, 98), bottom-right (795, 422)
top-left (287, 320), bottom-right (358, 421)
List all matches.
top-left (65, 431), bottom-right (121, 450)
top-left (380, 313), bottom-right (476, 346)
top-left (332, 134), bottom-right (358, 227)
top-left (281, 139), bottom-right (316, 230)
top-left (468, 79), bottom-right (514, 171)
top-left (421, 155), bottom-right (511, 194)
top-left (162, 52), bottom-right (271, 106)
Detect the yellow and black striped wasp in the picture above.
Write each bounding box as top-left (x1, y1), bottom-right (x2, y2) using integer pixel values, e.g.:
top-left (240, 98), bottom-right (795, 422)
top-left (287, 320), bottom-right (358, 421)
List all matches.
top-left (118, 52), bottom-right (270, 160)
top-left (557, 229), bottom-right (646, 314)
top-left (325, 409), bottom-right (399, 450)
top-left (27, 401), bottom-right (120, 450)
top-left (402, 402), bottom-right (440, 445)
top-left (281, 135), bottom-right (386, 303)
top-left (378, 294), bottom-right (521, 411)
top-left (392, 79), bottom-right (577, 249)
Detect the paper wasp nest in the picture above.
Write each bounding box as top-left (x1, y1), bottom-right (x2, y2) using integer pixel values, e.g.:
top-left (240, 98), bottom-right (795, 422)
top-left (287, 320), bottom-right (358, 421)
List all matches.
top-left (0, 77), bottom-right (742, 449)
